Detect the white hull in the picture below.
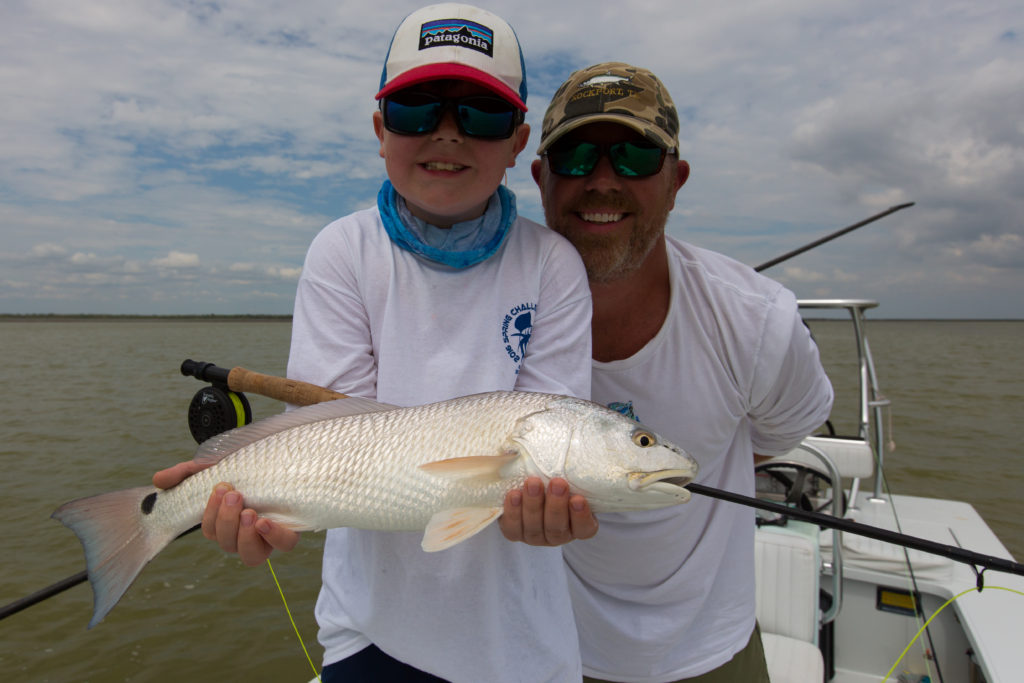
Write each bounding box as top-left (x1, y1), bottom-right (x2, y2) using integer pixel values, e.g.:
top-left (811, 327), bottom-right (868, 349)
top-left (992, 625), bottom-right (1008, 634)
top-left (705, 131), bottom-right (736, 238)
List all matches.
top-left (758, 490), bottom-right (1023, 682)
top-left (756, 300), bottom-right (1022, 683)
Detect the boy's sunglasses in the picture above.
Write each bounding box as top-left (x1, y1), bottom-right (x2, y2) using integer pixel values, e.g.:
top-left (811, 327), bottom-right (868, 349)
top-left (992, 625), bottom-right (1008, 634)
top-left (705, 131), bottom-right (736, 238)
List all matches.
top-left (381, 91), bottom-right (522, 140)
top-left (544, 140), bottom-right (671, 178)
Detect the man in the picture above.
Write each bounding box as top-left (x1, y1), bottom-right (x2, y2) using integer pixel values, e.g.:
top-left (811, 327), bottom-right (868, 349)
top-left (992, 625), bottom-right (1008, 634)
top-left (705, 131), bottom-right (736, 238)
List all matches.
top-left (500, 62), bottom-right (834, 682)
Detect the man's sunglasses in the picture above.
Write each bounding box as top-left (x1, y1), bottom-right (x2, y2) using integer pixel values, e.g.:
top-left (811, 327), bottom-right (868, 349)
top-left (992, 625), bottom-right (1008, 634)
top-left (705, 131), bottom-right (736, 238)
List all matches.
top-left (544, 140), bottom-right (672, 178)
top-left (381, 91), bottom-right (522, 140)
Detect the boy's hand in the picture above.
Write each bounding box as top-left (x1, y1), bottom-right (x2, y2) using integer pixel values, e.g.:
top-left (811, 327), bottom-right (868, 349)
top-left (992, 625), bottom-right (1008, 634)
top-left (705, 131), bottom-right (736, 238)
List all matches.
top-left (152, 463), bottom-right (300, 566)
top-left (499, 477), bottom-right (598, 546)
top-left (152, 460), bottom-right (206, 489)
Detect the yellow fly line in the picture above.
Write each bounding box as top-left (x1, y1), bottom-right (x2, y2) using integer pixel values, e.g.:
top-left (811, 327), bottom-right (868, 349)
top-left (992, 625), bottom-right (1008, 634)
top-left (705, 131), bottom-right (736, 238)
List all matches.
top-left (267, 559), bottom-right (322, 683)
top-left (881, 585), bottom-right (1024, 682)
top-left (267, 552), bottom-right (1023, 683)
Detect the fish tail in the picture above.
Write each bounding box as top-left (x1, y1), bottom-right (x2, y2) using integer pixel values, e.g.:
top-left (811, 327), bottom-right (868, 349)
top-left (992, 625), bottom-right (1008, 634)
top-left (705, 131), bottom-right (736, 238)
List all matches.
top-left (52, 486), bottom-right (183, 628)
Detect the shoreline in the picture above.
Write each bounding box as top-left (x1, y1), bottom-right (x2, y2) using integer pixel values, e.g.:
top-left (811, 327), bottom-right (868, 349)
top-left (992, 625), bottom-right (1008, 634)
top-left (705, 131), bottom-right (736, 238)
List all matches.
top-left (0, 314), bottom-right (292, 322)
top-left (3, 314), bottom-right (1020, 323)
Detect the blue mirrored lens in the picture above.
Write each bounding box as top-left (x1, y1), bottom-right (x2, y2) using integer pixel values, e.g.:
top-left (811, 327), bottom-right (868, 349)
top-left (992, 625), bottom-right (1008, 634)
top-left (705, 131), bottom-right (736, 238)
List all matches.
top-left (384, 93), bottom-right (517, 139)
top-left (456, 97), bottom-right (517, 138)
top-left (384, 98), bottom-right (441, 135)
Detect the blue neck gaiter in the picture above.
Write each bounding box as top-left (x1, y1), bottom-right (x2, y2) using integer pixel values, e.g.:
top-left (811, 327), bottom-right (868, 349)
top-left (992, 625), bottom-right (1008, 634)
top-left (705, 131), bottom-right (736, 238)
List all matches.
top-left (377, 179), bottom-right (516, 269)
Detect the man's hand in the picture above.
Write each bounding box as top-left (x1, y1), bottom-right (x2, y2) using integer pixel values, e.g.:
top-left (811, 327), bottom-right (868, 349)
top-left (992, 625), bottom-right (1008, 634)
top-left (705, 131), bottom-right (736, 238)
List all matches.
top-left (499, 477), bottom-right (598, 546)
top-left (152, 462), bottom-right (300, 566)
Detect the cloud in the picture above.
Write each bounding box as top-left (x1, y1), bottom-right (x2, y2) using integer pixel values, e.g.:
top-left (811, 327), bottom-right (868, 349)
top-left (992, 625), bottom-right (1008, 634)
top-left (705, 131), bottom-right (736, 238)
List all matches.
top-left (1, 0), bottom-right (1022, 316)
top-left (29, 243), bottom-right (69, 260)
top-left (788, 47), bottom-right (1024, 281)
top-left (228, 262), bottom-right (303, 281)
top-left (151, 251), bottom-right (200, 268)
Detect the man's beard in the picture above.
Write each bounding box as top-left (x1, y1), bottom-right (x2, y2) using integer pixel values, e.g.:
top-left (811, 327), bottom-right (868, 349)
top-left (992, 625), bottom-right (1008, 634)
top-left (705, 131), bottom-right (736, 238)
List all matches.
top-left (544, 191), bottom-right (670, 283)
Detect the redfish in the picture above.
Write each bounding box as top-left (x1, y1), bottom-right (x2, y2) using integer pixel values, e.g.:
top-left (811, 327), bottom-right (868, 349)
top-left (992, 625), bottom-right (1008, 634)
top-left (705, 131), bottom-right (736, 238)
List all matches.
top-left (54, 391), bottom-right (698, 627)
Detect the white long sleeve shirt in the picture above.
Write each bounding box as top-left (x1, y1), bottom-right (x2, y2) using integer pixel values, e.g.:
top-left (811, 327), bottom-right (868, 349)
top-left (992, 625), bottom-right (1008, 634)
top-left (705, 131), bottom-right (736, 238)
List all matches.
top-left (287, 205), bottom-right (592, 683)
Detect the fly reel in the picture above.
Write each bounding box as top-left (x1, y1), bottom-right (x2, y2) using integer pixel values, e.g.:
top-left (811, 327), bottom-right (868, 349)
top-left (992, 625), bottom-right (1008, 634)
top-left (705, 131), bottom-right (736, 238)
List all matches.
top-left (182, 360), bottom-right (252, 444)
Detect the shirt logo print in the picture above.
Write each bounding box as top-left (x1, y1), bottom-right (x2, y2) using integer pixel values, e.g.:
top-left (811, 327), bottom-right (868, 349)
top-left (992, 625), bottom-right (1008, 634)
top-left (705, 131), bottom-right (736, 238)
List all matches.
top-left (501, 303), bottom-right (536, 373)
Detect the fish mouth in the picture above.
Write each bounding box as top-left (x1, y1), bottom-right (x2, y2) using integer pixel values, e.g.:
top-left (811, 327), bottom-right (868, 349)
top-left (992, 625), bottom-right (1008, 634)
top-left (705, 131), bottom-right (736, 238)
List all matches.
top-left (628, 469), bottom-right (696, 498)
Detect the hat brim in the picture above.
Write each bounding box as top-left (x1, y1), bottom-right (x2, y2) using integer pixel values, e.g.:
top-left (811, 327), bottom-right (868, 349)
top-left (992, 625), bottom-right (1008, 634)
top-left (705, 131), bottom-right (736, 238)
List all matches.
top-left (376, 64), bottom-right (527, 112)
top-left (537, 112), bottom-right (675, 154)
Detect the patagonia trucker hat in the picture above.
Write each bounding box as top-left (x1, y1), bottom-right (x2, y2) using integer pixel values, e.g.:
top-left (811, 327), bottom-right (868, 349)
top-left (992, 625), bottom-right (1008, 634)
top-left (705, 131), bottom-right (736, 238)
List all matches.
top-left (537, 62), bottom-right (679, 153)
top-left (376, 3), bottom-right (528, 111)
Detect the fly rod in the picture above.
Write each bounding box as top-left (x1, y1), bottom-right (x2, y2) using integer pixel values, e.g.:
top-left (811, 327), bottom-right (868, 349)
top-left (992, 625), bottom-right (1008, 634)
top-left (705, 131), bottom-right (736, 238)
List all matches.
top-left (686, 482), bottom-right (1024, 583)
top-left (0, 526), bottom-right (200, 621)
top-left (754, 202), bottom-right (915, 272)
top-left (9, 360), bottom-right (1018, 621)
top-left (182, 361), bottom-right (1021, 580)
top-left (1, 364), bottom-right (349, 623)
top-left (180, 358), bottom-right (348, 405)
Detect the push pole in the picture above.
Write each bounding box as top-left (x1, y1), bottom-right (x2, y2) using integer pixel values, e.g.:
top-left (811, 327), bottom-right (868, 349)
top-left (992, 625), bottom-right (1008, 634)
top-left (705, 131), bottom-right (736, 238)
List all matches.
top-left (754, 203), bottom-right (915, 272)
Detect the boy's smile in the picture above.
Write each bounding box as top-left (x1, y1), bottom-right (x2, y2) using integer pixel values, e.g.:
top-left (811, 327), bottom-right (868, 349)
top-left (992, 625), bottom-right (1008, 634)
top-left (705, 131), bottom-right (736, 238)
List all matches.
top-left (422, 161), bottom-right (466, 172)
top-left (374, 80), bottom-right (530, 228)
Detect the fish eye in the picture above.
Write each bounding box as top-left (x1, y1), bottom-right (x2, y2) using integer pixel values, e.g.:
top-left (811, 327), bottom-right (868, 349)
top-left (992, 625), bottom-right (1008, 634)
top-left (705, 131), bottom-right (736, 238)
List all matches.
top-left (632, 430), bottom-right (655, 447)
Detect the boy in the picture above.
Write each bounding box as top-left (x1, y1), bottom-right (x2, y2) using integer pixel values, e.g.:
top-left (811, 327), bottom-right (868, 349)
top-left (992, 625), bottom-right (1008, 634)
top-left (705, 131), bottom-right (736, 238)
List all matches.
top-left (156, 5), bottom-right (591, 682)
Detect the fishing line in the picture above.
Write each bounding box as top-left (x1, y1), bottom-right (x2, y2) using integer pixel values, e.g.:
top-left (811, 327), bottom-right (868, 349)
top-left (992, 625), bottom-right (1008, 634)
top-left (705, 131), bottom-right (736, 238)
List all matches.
top-left (861, 395), bottom-right (941, 682)
top-left (880, 585), bottom-right (1024, 683)
top-left (876, 462), bottom-right (942, 683)
top-left (266, 558), bottom-right (321, 682)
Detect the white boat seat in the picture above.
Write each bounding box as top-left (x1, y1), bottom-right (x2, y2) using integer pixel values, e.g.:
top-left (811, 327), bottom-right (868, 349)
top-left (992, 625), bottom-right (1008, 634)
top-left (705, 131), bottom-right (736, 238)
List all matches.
top-left (778, 435), bottom-right (875, 480)
top-left (761, 632), bottom-right (825, 683)
top-left (755, 522), bottom-right (824, 683)
top-left (818, 516), bottom-right (954, 582)
top-left (756, 523), bottom-right (820, 642)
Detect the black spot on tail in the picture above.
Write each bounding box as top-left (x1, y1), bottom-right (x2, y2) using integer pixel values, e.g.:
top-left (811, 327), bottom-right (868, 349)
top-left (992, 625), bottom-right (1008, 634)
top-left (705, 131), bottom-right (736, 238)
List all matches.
top-left (141, 492), bottom-right (157, 515)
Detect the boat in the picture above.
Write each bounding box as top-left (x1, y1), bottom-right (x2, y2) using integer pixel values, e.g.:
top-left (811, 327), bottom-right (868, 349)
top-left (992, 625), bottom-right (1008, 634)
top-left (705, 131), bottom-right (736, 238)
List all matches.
top-left (753, 299), bottom-right (1024, 683)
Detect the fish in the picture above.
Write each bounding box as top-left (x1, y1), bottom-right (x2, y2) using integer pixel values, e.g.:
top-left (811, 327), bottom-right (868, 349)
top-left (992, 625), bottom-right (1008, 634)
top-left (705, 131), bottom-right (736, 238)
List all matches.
top-left (53, 390), bottom-right (698, 627)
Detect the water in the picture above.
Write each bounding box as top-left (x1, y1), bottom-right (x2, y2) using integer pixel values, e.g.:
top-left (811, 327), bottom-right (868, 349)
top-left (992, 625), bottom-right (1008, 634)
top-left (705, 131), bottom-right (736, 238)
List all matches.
top-left (805, 318), bottom-right (1024, 557)
top-left (0, 318), bottom-right (1021, 682)
top-left (0, 320), bottom-right (322, 683)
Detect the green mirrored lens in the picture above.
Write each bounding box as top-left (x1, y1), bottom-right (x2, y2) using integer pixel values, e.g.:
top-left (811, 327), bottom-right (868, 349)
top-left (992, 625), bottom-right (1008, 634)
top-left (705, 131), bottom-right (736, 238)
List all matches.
top-left (547, 140), bottom-right (666, 177)
top-left (548, 142), bottom-right (601, 176)
top-left (609, 142), bottom-right (665, 177)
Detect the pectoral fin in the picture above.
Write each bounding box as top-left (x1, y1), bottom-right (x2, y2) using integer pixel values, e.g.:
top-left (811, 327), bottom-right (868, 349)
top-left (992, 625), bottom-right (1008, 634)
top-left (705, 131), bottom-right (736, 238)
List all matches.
top-left (421, 507), bottom-right (503, 552)
top-left (418, 453), bottom-right (519, 483)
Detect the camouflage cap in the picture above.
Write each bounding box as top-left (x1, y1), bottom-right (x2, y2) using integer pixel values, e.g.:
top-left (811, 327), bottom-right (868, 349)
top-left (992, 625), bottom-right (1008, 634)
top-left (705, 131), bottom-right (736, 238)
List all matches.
top-left (537, 62), bottom-right (679, 154)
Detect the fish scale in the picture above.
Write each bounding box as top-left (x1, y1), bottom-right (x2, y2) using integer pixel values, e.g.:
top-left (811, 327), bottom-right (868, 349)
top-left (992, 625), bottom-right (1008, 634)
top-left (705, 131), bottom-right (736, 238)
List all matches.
top-left (53, 390), bottom-right (698, 627)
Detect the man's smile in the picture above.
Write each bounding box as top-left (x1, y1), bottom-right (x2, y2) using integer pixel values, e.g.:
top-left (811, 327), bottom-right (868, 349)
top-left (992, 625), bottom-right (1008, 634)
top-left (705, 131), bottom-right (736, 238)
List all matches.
top-left (578, 211), bottom-right (626, 224)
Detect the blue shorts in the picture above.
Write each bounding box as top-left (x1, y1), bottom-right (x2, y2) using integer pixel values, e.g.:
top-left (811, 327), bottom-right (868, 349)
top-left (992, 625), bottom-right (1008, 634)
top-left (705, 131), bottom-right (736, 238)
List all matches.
top-left (320, 644), bottom-right (449, 683)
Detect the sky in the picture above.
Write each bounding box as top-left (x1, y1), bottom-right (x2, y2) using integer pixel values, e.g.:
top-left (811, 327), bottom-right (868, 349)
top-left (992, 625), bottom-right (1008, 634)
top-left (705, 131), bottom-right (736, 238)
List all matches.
top-left (2, 0), bottom-right (1022, 318)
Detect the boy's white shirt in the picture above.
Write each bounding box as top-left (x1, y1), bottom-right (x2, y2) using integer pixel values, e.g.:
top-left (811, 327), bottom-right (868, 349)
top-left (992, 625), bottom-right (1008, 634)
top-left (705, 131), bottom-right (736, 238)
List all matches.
top-left (288, 205), bottom-right (592, 682)
top-left (565, 237), bottom-right (834, 682)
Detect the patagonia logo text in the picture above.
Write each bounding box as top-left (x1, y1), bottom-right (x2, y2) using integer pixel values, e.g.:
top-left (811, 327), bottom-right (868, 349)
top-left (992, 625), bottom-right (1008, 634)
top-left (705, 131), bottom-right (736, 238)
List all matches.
top-left (419, 19), bottom-right (494, 57)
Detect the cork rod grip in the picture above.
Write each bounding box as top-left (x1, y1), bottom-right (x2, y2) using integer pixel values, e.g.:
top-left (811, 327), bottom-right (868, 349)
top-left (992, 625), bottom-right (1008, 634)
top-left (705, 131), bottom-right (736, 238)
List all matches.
top-left (226, 366), bottom-right (348, 406)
